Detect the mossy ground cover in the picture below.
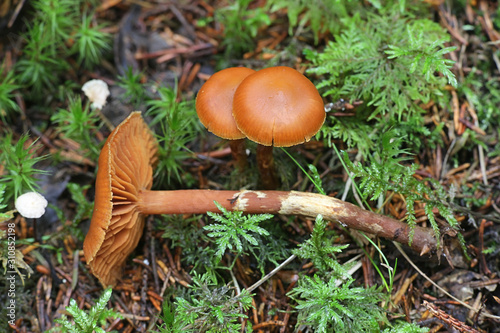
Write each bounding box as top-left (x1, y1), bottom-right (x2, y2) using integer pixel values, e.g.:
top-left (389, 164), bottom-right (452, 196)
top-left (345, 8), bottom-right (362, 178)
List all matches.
top-left (0, 0), bottom-right (499, 332)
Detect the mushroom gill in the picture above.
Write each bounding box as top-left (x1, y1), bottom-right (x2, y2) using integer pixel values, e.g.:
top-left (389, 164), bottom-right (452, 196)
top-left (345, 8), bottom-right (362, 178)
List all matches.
top-left (83, 112), bottom-right (157, 287)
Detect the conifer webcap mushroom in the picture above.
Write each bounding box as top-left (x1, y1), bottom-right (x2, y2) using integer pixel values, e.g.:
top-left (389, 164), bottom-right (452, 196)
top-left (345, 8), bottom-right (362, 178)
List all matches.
top-left (233, 66), bottom-right (325, 147)
top-left (83, 111), bottom-right (157, 287)
top-left (83, 112), bottom-right (437, 287)
top-left (196, 67), bottom-right (256, 171)
top-left (232, 66), bottom-right (325, 188)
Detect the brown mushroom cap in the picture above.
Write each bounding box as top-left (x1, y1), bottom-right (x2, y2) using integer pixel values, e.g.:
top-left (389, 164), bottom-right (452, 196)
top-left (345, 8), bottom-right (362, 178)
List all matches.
top-left (83, 112), bottom-right (157, 287)
top-left (232, 66), bottom-right (325, 147)
top-left (195, 67), bottom-right (256, 140)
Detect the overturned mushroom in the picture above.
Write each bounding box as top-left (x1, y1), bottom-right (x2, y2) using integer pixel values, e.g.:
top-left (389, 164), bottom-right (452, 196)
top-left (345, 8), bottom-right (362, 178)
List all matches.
top-left (84, 112), bottom-right (437, 287)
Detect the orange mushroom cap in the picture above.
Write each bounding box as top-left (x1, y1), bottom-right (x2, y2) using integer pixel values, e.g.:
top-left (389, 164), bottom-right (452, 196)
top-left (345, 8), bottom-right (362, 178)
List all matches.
top-left (83, 112), bottom-right (158, 287)
top-left (195, 67), bottom-right (256, 140)
top-left (232, 66), bottom-right (325, 147)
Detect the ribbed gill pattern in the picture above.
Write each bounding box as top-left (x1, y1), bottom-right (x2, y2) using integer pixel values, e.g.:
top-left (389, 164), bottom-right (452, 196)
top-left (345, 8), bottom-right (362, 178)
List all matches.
top-left (86, 112), bottom-right (157, 287)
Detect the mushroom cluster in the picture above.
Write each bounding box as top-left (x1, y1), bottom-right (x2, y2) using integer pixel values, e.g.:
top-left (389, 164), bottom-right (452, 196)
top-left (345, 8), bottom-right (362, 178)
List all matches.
top-left (84, 112), bottom-right (437, 287)
top-left (196, 66), bottom-right (325, 189)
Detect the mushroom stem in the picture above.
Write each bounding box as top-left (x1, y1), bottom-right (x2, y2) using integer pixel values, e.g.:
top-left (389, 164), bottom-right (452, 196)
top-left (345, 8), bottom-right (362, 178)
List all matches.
top-left (229, 139), bottom-right (247, 172)
top-left (256, 145), bottom-right (279, 189)
top-left (137, 189), bottom-right (436, 254)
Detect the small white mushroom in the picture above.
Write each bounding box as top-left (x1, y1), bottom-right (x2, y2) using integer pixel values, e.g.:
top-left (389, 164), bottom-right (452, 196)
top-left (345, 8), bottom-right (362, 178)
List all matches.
top-left (82, 79), bottom-right (110, 110)
top-left (15, 192), bottom-right (48, 218)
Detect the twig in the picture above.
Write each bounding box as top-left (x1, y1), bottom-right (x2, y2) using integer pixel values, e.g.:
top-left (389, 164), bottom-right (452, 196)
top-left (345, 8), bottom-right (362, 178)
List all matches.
top-left (120, 313), bottom-right (151, 321)
top-left (393, 242), bottom-right (500, 320)
top-left (438, 5), bottom-right (468, 45)
top-left (7, 0), bottom-right (26, 27)
top-left (247, 254), bottom-right (297, 293)
top-left (36, 276), bottom-right (45, 331)
top-left (71, 250), bottom-right (79, 291)
top-left (134, 43), bottom-right (214, 62)
top-left (477, 142), bottom-right (488, 186)
top-left (478, 0), bottom-right (500, 45)
top-left (230, 268), bottom-right (242, 296)
top-left (423, 300), bottom-right (483, 333)
top-left (148, 218), bottom-right (160, 291)
top-left (478, 219), bottom-right (492, 276)
top-left (253, 320), bottom-right (286, 330)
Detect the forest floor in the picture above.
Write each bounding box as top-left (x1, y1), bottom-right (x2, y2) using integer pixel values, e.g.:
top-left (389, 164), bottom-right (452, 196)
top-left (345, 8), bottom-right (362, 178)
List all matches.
top-left (0, 0), bottom-right (500, 332)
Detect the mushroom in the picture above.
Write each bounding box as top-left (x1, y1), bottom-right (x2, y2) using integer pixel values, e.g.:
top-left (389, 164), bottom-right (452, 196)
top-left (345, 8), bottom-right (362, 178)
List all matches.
top-left (232, 66), bottom-right (325, 189)
top-left (83, 112), bottom-right (157, 287)
top-left (15, 192), bottom-right (48, 219)
top-left (82, 79), bottom-right (114, 130)
top-left (195, 67), bottom-right (256, 172)
top-left (84, 112), bottom-right (437, 287)
top-left (82, 79), bottom-right (110, 110)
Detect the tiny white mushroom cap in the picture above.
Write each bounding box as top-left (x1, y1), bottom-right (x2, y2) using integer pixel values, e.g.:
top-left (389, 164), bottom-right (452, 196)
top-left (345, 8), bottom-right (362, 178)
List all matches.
top-left (82, 79), bottom-right (110, 110)
top-left (15, 192), bottom-right (48, 219)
